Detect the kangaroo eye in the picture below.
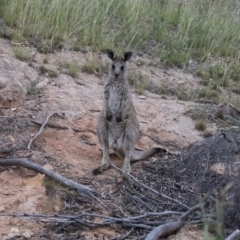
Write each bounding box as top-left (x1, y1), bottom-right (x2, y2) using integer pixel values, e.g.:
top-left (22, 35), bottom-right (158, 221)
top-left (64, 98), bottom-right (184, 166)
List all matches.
top-left (121, 66), bottom-right (124, 70)
top-left (112, 64), bottom-right (115, 69)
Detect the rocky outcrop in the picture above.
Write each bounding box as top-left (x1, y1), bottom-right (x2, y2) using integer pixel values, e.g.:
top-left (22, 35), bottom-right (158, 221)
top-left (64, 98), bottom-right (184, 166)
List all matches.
top-left (0, 40), bottom-right (38, 106)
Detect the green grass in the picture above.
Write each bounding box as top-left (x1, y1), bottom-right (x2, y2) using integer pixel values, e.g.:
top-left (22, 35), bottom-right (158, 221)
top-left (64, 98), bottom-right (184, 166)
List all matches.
top-left (81, 58), bottom-right (107, 77)
top-left (58, 60), bottom-right (80, 78)
top-left (195, 119), bottom-right (207, 131)
top-left (12, 47), bottom-right (32, 61)
top-left (128, 70), bottom-right (149, 95)
top-left (1, 0), bottom-right (240, 57)
top-left (2, 0), bottom-right (240, 102)
top-left (68, 62), bottom-right (80, 78)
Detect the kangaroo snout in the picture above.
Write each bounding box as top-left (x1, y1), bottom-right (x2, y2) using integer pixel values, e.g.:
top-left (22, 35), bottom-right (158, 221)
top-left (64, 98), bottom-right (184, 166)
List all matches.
top-left (115, 73), bottom-right (119, 78)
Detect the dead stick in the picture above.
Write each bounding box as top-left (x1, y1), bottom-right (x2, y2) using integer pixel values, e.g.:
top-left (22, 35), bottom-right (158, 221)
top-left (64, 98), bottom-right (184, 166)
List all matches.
top-left (28, 112), bottom-right (57, 149)
top-left (0, 158), bottom-right (98, 201)
top-left (225, 229), bottom-right (240, 240)
top-left (111, 164), bottom-right (189, 210)
top-left (145, 204), bottom-right (202, 240)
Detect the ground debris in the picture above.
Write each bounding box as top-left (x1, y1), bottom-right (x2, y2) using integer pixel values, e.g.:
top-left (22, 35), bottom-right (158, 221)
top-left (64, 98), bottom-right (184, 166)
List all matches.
top-left (8, 128), bottom-right (240, 239)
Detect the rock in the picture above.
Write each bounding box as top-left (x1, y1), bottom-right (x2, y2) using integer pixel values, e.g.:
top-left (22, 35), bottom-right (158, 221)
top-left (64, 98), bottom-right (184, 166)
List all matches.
top-left (43, 164), bottom-right (53, 170)
top-left (36, 78), bottom-right (49, 89)
top-left (0, 55), bottom-right (38, 106)
top-left (22, 230), bottom-right (32, 239)
top-left (139, 95), bottom-right (146, 99)
top-left (177, 80), bottom-right (185, 84)
top-left (0, 206), bottom-right (5, 212)
top-left (10, 227), bottom-right (20, 234)
top-left (50, 81), bottom-right (56, 86)
top-left (7, 228), bottom-right (20, 239)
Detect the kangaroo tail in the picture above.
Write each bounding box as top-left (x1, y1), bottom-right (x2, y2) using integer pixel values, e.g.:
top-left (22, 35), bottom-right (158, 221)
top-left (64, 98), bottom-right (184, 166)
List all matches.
top-left (131, 147), bottom-right (166, 162)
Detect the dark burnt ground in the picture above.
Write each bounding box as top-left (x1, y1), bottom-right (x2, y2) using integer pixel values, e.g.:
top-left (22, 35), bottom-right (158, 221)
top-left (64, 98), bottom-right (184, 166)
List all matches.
top-left (28, 128), bottom-right (240, 239)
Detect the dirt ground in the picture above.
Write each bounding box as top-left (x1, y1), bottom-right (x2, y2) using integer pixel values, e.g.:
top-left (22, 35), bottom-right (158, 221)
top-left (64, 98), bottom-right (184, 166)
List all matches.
top-left (0, 37), bottom-right (220, 239)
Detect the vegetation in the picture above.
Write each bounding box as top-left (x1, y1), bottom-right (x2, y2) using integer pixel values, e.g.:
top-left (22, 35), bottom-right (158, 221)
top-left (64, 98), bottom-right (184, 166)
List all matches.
top-left (81, 58), bottom-right (107, 77)
top-left (68, 62), bottom-right (80, 78)
top-left (12, 47), bottom-right (32, 61)
top-left (58, 60), bottom-right (80, 78)
top-left (1, 0), bottom-right (240, 102)
top-left (195, 119), bottom-right (207, 131)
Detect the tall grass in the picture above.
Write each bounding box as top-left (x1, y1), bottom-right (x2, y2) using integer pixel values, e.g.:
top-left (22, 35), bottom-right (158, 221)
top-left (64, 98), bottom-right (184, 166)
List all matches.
top-left (1, 0), bottom-right (240, 56)
top-left (1, 0), bottom-right (240, 97)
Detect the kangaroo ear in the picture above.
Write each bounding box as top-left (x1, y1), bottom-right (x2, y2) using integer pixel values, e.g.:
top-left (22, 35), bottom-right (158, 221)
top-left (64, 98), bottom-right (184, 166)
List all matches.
top-left (122, 52), bottom-right (133, 62)
top-left (106, 49), bottom-right (116, 61)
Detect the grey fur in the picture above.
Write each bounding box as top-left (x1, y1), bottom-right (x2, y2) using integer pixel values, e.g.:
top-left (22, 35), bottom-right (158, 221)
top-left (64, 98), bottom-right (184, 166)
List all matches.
top-left (92, 50), bottom-right (161, 175)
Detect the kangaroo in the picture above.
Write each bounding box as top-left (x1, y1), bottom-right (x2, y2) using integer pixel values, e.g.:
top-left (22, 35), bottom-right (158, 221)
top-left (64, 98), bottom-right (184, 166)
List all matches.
top-left (92, 49), bottom-right (161, 175)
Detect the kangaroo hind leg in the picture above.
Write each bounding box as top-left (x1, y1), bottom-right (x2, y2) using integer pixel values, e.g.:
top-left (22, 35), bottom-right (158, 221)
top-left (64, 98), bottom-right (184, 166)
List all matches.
top-left (92, 116), bottom-right (110, 175)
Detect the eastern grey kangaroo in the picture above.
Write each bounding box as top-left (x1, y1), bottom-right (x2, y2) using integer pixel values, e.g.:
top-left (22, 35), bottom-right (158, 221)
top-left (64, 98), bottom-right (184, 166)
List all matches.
top-left (92, 49), bottom-right (161, 175)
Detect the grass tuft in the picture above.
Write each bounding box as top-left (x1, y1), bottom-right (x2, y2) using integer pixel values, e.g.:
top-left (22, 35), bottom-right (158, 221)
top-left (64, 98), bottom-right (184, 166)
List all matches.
top-left (12, 47), bottom-right (32, 61)
top-left (81, 58), bottom-right (107, 77)
top-left (195, 119), bottom-right (207, 131)
top-left (68, 63), bottom-right (80, 78)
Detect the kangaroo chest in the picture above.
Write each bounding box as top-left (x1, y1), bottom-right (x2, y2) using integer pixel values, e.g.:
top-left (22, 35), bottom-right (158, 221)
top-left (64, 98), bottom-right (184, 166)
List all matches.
top-left (107, 83), bottom-right (128, 114)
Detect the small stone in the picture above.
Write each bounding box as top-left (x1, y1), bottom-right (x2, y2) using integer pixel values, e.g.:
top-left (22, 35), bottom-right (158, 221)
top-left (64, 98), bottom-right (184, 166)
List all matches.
top-left (36, 78), bottom-right (49, 89)
top-left (139, 95), bottom-right (146, 99)
top-left (22, 232), bottom-right (31, 239)
top-left (10, 228), bottom-right (20, 233)
top-left (30, 133), bottom-right (35, 137)
top-left (177, 80), bottom-right (185, 84)
top-left (0, 206), bottom-right (5, 212)
top-left (59, 96), bottom-right (64, 99)
top-left (21, 229), bottom-right (32, 239)
top-left (7, 228), bottom-right (20, 239)
top-left (50, 81), bottom-right (56, 86)
top-left (43, 164), bottom-right (53, 171)
top-left (10, 108), bottom-right (16, 111)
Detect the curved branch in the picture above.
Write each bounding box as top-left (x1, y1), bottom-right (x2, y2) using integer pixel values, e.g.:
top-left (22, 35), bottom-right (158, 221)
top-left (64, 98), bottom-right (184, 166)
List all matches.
top-left (145, 221), bottom-right (184, 240)
top-left (225, 229), bottom-right (240, 240)
top-left (145, 204), bottom-right (202, 240)
top-left (28, 112), bottom-right (57, 149)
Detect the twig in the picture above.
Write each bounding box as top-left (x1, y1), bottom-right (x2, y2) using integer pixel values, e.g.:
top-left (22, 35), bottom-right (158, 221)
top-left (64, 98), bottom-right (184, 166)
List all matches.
top-left (81, 134), bottom-right (96, 146)
top-left (225, 229), bottom-right (240, 240)
top-left (145, 204), bottom-right (202, 240)
top-left (28, 112), bottom-right (57, 149)
top-left (116, 228), bottom-right (134, 240)
top-left (111, 164), bottom-right (189, 210)
top-left (0, 158), bottom-right (97, 200)
top-left (31, 120), bottom-right (68, 130)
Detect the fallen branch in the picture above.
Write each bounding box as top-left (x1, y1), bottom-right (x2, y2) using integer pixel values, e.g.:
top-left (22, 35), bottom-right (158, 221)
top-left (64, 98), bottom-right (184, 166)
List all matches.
top-left (225, 229), bottom-right (240, 240)
top-left (0, 158), bottom-right (96, 200)
top-left (31, 120), bottom-right (68, 130)
top-left (145, 204), bottom-right (202, 240)
top-left (0, 210), bottom-right (186, 226)
top-left (28, 112), bottom-right (58, 149)
top-left (111, 164), bottom-right (189, 210)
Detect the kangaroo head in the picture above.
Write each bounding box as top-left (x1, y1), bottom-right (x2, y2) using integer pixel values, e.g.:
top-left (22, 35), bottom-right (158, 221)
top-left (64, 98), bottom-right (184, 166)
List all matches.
top-left (106, 49), bottom-right (133, 79)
